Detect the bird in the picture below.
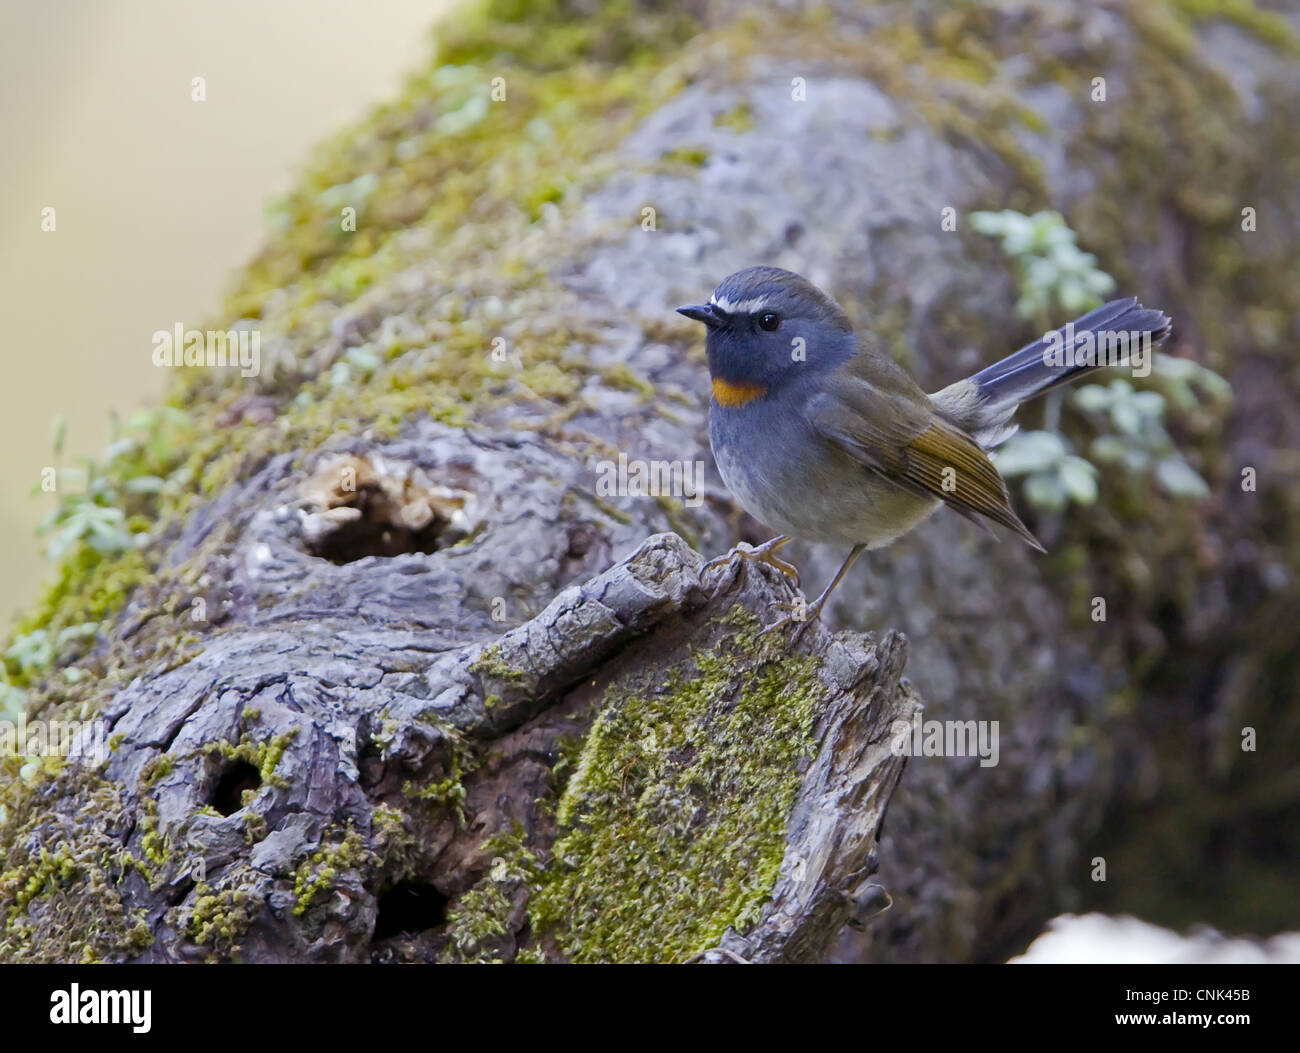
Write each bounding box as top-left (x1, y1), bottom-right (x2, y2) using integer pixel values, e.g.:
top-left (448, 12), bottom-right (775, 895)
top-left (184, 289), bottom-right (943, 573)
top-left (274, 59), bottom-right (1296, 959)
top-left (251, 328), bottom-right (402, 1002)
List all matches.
top-left (677, 265), bottom-right (1171, 634)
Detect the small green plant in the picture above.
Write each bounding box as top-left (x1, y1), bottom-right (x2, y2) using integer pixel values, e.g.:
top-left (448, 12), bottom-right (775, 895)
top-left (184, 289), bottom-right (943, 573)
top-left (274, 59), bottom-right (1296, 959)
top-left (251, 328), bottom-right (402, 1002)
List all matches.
top-left (7, 407), bottom-right (194, 685)
top-left (1073, 372), bottom-right (1213, 499)
top-left (3, 623), bottom-right (100, 696)
top-left (974, 209), bottom-right (1229, 512)
top-left (970, 209), bottom-right (1115, 322)
top-left (991, 430), bottom-right (1098, 512)
top-left (0, 666), bottom-right (26, 723)
top-left (35, 407), bottom-right (193, 562)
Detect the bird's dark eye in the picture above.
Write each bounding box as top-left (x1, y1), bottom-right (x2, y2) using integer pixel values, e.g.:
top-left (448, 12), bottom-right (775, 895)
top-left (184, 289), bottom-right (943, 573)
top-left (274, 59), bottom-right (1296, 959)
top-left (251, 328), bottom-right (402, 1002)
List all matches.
top-left (759, 312), bottom-right (781, 332)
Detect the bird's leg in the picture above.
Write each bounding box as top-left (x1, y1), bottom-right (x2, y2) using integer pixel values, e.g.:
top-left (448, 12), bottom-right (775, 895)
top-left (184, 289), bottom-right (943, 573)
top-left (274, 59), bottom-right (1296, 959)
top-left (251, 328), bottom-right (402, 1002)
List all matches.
top-left (704, 534), bottom-right (800, 589)
top-left (760, 544), bottom-right (866, 640)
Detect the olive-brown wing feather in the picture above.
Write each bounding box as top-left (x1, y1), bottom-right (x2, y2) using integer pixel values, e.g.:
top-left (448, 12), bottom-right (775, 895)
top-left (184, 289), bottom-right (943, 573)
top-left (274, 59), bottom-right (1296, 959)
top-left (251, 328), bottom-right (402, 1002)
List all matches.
top-left (810, 381), bottom-right (1045, 551)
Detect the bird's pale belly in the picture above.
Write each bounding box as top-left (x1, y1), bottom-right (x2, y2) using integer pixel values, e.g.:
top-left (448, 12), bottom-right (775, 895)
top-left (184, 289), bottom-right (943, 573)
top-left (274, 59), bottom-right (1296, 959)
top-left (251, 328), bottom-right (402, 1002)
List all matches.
top-left (710, 406), bottom-right (940, 548)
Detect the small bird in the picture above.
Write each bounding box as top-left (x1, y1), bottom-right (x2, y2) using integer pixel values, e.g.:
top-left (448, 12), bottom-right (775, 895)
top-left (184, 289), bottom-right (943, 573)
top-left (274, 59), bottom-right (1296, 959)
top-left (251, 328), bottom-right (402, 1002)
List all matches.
top-left (678, 266), bottom-right (1171, 633)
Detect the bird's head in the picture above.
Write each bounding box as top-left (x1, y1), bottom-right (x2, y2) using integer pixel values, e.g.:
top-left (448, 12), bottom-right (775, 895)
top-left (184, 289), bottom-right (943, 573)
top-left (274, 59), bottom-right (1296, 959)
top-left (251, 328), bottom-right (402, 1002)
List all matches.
top-left (677, 266), bottom-right (855, 407)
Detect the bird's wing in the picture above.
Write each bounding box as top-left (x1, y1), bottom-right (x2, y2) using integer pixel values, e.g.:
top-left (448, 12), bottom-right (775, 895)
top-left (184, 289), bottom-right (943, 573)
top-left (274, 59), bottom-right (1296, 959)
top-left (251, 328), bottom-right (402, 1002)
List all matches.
top-left (809, 362), bottom-right (1045, 551)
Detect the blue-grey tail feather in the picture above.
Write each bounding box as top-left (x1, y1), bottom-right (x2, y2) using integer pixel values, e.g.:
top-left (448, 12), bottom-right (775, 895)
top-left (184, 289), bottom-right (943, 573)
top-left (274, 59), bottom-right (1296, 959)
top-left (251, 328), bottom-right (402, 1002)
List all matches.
top-left (971, 297), bottom-right (1172, 411)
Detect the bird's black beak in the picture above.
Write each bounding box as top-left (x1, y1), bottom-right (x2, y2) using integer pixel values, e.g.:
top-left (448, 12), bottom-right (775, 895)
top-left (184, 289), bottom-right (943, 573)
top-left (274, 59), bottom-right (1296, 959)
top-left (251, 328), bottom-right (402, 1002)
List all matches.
top-left (677, 303), bottom-right (723, 329)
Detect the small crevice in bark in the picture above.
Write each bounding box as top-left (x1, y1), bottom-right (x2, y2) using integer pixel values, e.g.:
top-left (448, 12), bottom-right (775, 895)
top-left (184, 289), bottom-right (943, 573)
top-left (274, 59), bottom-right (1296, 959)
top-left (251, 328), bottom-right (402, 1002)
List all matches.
top-left (373, 882), bottom-right (449, 941)
top-left (210, 760), bottom-right (262, 817)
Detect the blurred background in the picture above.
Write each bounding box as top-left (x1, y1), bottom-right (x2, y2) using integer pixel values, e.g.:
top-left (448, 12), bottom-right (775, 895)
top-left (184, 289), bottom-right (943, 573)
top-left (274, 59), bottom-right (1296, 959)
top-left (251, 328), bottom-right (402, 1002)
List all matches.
top-left (0, 0), bottom-right (453, 627)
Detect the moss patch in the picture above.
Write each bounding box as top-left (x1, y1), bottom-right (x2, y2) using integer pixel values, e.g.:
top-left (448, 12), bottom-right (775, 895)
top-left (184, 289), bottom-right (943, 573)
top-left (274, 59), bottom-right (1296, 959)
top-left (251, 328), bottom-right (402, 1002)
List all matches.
top-left (292, 825), bottom-right (373, 917)
top-left (442, 826), bottom-right (538, 963)
top-left (205, 728), bottom-right (299, 790)
top-left (186, 882), bottom-right (261, 956)
top-left (528, 613), bottom-right (821, 962)
top-left (0, 760), bottom-right (152, 963)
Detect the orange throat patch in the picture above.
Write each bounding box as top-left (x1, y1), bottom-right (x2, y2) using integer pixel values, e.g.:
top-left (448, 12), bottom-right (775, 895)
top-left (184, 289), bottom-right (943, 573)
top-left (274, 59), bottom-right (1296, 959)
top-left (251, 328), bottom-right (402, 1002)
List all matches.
top-left (711, 376), bottom-right (767, 409)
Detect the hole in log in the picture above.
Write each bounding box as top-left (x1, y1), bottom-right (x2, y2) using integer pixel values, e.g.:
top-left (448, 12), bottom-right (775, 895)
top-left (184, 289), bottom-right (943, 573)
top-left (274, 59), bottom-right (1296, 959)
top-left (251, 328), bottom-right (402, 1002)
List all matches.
top-left (298, 454), bottom-right (480, 564)
top-left (373, 882), bottom-right (449, 940)
top-left (306, 489), bottom-right (450, 563)
top-left (211, 760), bottom-right (262, 816)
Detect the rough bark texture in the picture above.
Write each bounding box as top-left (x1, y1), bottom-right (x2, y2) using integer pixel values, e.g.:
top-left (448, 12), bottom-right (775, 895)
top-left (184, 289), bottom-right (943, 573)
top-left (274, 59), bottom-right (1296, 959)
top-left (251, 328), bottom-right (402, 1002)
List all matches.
top-left (3, 0), bottom-right (1299, 962)
top-left (109, 507), bottom-right (913, 962)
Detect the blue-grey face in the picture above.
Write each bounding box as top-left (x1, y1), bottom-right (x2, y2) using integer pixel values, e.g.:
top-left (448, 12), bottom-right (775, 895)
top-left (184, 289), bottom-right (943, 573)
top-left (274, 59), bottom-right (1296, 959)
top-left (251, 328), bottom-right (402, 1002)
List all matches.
top-left (677, 266), bottom-right (856, 392)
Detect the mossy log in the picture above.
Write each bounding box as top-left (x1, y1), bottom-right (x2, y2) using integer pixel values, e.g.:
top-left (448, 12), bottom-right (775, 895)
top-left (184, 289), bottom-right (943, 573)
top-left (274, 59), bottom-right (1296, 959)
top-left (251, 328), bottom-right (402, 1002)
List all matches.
top-left (4, 0), bottom-right (1300, 962)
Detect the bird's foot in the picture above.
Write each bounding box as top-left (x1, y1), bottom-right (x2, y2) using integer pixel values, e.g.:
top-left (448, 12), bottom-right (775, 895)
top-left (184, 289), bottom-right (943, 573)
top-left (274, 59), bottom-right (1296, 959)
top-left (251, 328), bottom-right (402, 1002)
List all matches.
top-left (757, 595), bottom-right (824, 642)
top-left (704, 535), bottom-right (800, 590)
top-left (755, 544), bottom-right (867, 642)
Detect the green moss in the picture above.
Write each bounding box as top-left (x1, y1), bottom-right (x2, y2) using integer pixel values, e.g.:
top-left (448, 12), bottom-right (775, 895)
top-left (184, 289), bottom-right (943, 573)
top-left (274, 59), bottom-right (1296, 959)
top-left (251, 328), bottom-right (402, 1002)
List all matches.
top-left (590, 495), bottom-right (633, 526)
top-left (468, 643), bottom-right (528, 684)
top-left (1171, 0), bottom-right (1300, 54)
top-left (714, 102), bottom-right (755, 132)
top-left (0, 761), bottom-right (151, 962)
top-left (140, 830), bottom-right (166, 868)
top-left (371, 804), bottom-right (419, 881)
top-left (470, 643), bottom-right (532, 713)
top-left (8, 848), bottom-right (77, 914)
top-left (600, 362), bottom-right (657, 399)
top-left (243, 811), bottom-right (268, 845)
top-left (437, 0), bottom-right (699, 71)
top-left (292, 825), bottom-right (373, 916)
top-left (3, 0), bottom-right (700, 731)
top-left (400, 720), bottom-right (475, 821)
top-left (187, 883), bottom-right (260, 954)
top-left (549, 731), bottom-right (584, 795)
top-left (528, 610), bottom-right (821, 962)
top-left (403, 773), bottom-right (467, 816)
top-left (653, 494), bottom-right (700, 553)
top-left (443, 826), bottom-right (538, 963)
top-left (6, 548), bottom-right (150, 688)
top-left (204, 728), bottom-right (299, 791)
top-left (660, 145), bottom-right (711, 167)
top-left (139, 753), bottom-right (173, 788)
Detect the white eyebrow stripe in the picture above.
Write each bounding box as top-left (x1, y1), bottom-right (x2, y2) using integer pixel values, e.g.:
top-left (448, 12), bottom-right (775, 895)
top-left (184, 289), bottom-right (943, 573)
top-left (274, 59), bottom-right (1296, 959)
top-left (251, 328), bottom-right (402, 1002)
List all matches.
top-left (709, 294), bottom-right (770, 314)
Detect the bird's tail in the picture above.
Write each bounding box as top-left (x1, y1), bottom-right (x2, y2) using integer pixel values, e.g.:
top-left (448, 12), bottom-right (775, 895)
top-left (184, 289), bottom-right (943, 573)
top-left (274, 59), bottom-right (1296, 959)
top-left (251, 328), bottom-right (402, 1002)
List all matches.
top-left (931, 297), bottom-right (1172, 448)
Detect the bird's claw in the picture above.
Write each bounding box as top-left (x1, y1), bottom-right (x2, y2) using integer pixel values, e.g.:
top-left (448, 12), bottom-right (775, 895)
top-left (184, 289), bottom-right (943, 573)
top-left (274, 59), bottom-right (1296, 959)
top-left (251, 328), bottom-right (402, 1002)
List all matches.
top-left (704, 535), bottom-right (800, 590)
top-left (757, 597), bottom-right (822, 642)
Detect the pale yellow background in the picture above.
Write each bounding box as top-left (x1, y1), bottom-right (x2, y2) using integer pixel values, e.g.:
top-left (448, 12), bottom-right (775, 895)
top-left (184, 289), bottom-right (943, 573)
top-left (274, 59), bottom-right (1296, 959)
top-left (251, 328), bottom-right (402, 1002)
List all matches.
top-left (0, 0), bottom-right (457, 628)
